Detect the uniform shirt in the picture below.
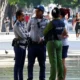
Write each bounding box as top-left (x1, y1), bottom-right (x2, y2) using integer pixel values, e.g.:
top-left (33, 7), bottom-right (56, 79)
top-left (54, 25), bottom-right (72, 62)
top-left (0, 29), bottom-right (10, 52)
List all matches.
top-left (61, 18), bottom-right (69, 46)
top-left (27, 17), bottom-right (48, 42)
top-left (13, 20), bottom-right (28, 49)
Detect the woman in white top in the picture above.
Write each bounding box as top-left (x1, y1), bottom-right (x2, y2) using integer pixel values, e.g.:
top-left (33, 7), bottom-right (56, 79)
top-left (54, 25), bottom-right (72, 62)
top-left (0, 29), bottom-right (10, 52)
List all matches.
top-left (60, 8), bottom-right (70, 80)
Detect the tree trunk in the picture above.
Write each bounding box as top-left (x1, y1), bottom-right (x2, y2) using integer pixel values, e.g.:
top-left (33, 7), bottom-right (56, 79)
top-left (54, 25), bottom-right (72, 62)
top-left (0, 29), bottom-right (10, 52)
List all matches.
top-left (2, 4), bottom-right (16, 32)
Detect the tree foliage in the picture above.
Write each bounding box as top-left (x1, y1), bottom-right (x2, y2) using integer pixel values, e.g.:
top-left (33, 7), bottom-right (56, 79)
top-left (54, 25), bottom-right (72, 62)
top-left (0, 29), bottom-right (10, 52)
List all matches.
top-left (8, 0), bottom-right (79, 8)
top-left (8, 0), bottom-right (42, 7)
top-left (8, 0), bottom-right (19, 5)
top-left (54, 0), bottom-right (79, 8)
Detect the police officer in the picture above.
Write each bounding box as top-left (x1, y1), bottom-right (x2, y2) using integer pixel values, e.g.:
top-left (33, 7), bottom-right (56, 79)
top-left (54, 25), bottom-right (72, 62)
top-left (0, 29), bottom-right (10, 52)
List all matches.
top-left (44, 7), bottom-right (68, 80)
top-left (13, 10), bottom-right (28, 80)
top-left (27, 5), bottom-right (48, 80)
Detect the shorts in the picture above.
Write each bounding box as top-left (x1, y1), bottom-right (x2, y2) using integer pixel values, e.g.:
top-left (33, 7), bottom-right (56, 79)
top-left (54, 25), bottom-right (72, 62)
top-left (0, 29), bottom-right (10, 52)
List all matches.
top-left (75, 29), bottom-right (80, 34)
top-left (62, 45), bottom-right (69, 59)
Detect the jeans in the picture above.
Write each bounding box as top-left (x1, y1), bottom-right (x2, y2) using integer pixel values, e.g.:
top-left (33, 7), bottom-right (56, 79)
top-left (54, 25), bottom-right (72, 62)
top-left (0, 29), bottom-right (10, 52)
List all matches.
top-left (14, 46), bottom-right (26, 80)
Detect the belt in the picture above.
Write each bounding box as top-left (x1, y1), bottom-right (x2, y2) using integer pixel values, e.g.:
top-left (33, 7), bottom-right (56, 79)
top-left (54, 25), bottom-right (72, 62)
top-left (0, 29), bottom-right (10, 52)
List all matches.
top-left (12, 41), bottom-right (28, 47)
top-left (29, 41), bottom-right (46, 46)
top-left (19, 43), bottom-right (27, 46)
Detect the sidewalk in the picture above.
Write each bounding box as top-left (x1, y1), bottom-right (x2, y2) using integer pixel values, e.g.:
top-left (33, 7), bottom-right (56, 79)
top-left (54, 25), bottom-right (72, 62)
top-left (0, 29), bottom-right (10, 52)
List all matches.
top-left (0, 49), bottom-right (80, 67)
top-left (0, 50), bottom-right (80, 80)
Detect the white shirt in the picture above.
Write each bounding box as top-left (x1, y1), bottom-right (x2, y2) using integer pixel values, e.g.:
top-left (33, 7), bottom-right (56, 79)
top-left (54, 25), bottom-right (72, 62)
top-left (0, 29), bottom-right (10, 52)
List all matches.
top-left (27, 17), bottom-right (48, 42)
top-left (62, 18), bottom-right (69, 46)
top-left (14, 20), bottom-right (28, 49)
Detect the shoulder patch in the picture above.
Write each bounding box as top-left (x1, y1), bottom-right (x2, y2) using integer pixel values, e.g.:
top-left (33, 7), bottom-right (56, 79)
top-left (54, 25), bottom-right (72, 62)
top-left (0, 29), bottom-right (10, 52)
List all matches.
top-left (16, 22), bottom-right (19, 26)
top-left (43, 18), bottom-right (48, 21)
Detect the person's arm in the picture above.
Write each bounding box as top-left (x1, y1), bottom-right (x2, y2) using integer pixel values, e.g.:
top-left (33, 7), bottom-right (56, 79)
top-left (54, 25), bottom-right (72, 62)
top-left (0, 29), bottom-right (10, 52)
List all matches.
top-left (15, 26), bottom-right (27, 39)
top-left (62, 28), bottom-right (68, 38)
top-left (26, 19), bottom-right (31, 32)
top-left (43, 21), bottom-right (53, 36)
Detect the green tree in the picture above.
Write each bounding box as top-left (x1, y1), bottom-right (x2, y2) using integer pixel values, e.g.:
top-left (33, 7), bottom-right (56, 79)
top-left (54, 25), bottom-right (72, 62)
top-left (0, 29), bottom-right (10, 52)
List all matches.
top-left (54, 0), bottom-right (79, 8)
top-left (8, 0), bottom-right (19, 5)
top-left (8, 0), bottom-right (43, 7)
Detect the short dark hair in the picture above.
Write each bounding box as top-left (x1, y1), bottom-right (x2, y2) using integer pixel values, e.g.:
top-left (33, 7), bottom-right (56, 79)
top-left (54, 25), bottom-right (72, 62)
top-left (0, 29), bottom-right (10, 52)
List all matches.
top-left (51, 7), bottom-right (60, 18)
top-left (16, 10), bottom-right (23, 19)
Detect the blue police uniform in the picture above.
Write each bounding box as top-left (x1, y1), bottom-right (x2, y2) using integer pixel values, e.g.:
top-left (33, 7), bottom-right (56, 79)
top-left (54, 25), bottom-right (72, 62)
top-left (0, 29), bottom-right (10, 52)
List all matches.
top-left (13, 20), bottom-right (27, 80)
top-left (27, 17), bottom-right (48, 80)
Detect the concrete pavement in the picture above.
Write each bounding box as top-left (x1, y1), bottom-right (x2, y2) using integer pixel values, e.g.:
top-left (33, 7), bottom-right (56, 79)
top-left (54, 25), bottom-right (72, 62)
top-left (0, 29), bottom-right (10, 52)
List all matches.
top-left (0, 50), bottom-right (80, 80)
top-left (0, 32), bottom-right (80, 80)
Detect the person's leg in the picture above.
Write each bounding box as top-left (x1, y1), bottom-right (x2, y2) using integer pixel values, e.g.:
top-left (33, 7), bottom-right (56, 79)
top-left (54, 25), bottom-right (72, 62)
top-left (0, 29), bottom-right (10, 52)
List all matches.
top-left (47, 41), bottom-right (57, 80)
top-left (5, 26), bottom-right (7, 35)
top-left (7, 26), bottom-right (9, 34)
top-left (56, 41), bottom-right (64, 80)
top-left (14, 46), bottom-right (22, 80)
top-left (62, 46), bottom-right (69, 80)
top-left (6, 27), bottom-right (8, 34)
top-left (62, 59), bottom-right (66, 80)
top-left (76, 29), bottom-right (79, 39)
top-left (27, 46), bottom-right (36, 80)
top-left (37, 45), bottom-right (46, 80)
top-left (8, 27), bottom-right (9, 35)
top-left (76, 33), bottom-right (79, 38)
top-left (19, 48), bottom-right (26, 80)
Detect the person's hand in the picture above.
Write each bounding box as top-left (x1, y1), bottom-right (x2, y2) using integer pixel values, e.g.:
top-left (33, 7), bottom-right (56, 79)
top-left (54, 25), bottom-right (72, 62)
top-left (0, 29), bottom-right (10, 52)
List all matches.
top-left (38, 37), bottom-right (44, 43)
top-left (62, 35), bottom-right (69, 39)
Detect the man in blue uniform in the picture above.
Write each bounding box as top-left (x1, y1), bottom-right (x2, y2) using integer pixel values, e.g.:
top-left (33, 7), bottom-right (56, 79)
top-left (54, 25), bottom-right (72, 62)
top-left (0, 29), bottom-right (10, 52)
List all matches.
top-left (13, 10), bottom-right (28, 80)
top-left (27, 5), bottom-right (48, 80)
